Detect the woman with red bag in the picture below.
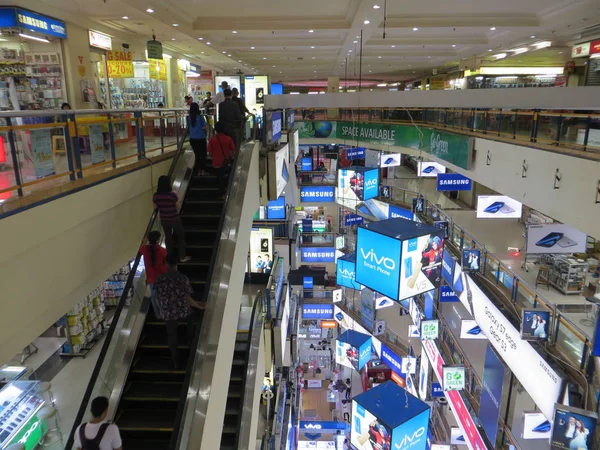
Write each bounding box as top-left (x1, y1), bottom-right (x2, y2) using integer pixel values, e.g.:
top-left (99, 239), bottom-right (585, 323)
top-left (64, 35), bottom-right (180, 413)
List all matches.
top-left (208, 121), bottom-right (235, 199)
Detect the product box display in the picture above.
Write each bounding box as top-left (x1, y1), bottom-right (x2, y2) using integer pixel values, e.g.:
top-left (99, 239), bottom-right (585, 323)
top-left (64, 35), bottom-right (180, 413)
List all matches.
top-left (351, 381), bottom-right (430, 450)
top-left (355, 219), bottom-right (445, 301)
top-left (336, 329), bottom-right (372, 372)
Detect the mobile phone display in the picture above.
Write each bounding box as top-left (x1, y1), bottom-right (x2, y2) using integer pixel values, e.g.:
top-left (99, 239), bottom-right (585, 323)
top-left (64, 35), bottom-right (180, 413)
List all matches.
top-left (535, 232), bottom-right (564, 247)
top-left (483, 201), bottom-right (505, 214)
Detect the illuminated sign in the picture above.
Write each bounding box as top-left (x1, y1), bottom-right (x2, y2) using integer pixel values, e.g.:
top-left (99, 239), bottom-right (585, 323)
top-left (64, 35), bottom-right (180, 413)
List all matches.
top-left (301, 247), bottom-right (336, 263)
top-left (300, 186), bottom-right (335, 202)
top-left (89, 30), bottom-right (112, 50)
top-left (302, 304), bottom-right (334, 320)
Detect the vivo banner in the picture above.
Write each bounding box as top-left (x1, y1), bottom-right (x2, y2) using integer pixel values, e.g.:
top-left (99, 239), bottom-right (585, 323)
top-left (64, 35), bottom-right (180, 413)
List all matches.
top-left (302, 304), bottom-right (334, 320)
top-left (436, 173), bottom-right (472, 191)
top-left (299, 421), bottom-right (347, 431)
top-left (300, 186), bottom-right (335, 202)
top-left (479, 345), bottom-right (506, 444)
top-left (301, 247), bottom-right (336, 263)
top-left (454, 273), bottom-right (562, 420)
top-left (336, 257), bottom-right (363, 290)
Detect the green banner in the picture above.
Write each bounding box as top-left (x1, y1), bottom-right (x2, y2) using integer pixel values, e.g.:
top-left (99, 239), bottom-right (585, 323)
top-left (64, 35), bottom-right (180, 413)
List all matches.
top-left (296, 120), bottom-right (473, 169)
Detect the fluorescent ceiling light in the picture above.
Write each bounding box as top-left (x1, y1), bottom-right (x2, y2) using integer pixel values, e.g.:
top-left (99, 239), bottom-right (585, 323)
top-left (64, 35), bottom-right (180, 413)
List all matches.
top-left (480, 66), bottom-right (564, 75)
top-left (206, 42), bottom-right (211, 45)
top-left (198, 37), bottom-right (203, 40)
top-left (250, 46), bottom-right (255, 49)
top-left (146, 8), bottom-right (154, 13)
top-left (122, 16), bottom-right (129, 19)
top-left (0, 38), bottom-right (7, 42)
top-left (530, 35), bottom-right (536, 38)
top-left (19, 33), bottom-right (49, 43)
top-left (232, 30), bottom-right (238, 34)
top-left (308, 29), bottom-right (314, 33)
top-left (452, 44), bottom-right (456, 47)
top-left (490, 27), bottom-right (496, 31)
top-left (413, 27), bottom-right (418, 31)
top-left (373, 4), bottom-right (381, 8)
top-left (364, 20), bottom-right (371, 24)
top-left (512, 47), bottom-right (529, 55)
top-left (377, 83), bottom-right (387, 87)
top-left (310, 46), bottom-right (315, 49)
top-left (493, 53), bottom-right (507, 59)
top-left (172, 23), bottom-right (179, 26)
top-left (391, 45), bottom-right (395, 48)
top-left (532, 41), bottom-right (552, 49)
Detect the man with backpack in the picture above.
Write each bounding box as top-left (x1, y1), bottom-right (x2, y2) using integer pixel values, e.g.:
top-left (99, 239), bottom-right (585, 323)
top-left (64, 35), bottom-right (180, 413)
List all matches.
top-left (74, 396), bottom-right (122, 450)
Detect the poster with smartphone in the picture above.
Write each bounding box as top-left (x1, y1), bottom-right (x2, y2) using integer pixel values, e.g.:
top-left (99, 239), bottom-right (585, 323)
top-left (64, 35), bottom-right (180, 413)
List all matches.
top-left (250, 228), bottom-right (273, 273)
top-left (476, 195), bottom-right (523, 219)
top-left (398, 231), bottom-right (445, 301)
top-left (526, 224), bottom-right (587, 254)
top-left (418, 162), bottom-right (446, 178)
top-left (380, 152), bottom-right (402, 168)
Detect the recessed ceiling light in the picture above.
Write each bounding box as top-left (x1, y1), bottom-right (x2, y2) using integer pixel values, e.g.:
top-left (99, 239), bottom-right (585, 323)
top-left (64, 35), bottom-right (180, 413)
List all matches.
top-left (207, 42), bottom-right (211, 45)
top-left (238, 60), bottom-right (242, 62)
top-left (232, 30), bottom-right (238, 34)
top-left (427, 56), bottom-right (431, 58)
top-left (349, 50), bottom-right (353, 52)
top-left (201, 51), bottom-right (205, 54)
top-left (227, 54), bottom-right (231, 57)
top-left (272, 65), bottom-right (276, 67)
top-left (198, 37), bottom-right (203, 40)
top-left (408, 64), bottom-right (412, 67)
top-left (312, 57), bottom-right (315, 59)
top-left (146, 8), bottom-right (154, 13)
top-left (490, 27), bottom-right (496, 31)
top-left (172, 23), bottom-right (179, 26)
top-left (222, 51), bottom-right (226, 54)
top-left (122, 16), bottom-right (129, 19)
top-left (353, 40), bottom-right (358, 44)
top-left (452, 44), bottom-right (456, 47)
top-left (412, 27), bottom-right (418, 31)
top-left (373, 4), bottom-right (381, 9)
top-left (391, 45), bottom-right (395, 48)
top-left (308, 29), bottom-right (314, 33)
top-left (488, 49), bottom-right (493, 51)
top-left (311, 46), bottom-right (315, 49)
top-left (364, 20), bottom-right (371, 25)
top-left (558, 51), bottom-right (564, 54)
top-left (171, 38), bottom-right (176, 40)
top-left (314, 70), bottom-right (317, 73)
top-left (279, 71), bottom-right (282, 73)
top-left (356, 35), bottom-right (361, 39)
top-left (369, 70), bottom-right (372, 73)
top-left (263, 57), bottom-right (267, 60)
top-left (530, 35), bottom-right (536, 38)
top-left (250, 46), bottom-right (255, 49)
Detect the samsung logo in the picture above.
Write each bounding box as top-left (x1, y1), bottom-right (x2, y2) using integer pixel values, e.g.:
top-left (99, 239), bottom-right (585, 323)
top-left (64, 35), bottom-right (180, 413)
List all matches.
top-left (439, 179), bottom-right (470, 185)
top-left (442, 258), bottom-right (452, 276)
top-left (301, 190), bottom-right (334, 198)
top-left (303, 307), bottom-right (332, 315)
top-left (382, 349), bottom-right (402, 371)
top-left (303, 251), bottom-right (334, 258)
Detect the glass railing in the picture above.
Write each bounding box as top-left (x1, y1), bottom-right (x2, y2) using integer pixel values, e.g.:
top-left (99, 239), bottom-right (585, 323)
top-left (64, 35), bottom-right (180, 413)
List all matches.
top-left (294, 108), bottom-right (600, 157)
top-left (0, 107), bottom-right (216, 215)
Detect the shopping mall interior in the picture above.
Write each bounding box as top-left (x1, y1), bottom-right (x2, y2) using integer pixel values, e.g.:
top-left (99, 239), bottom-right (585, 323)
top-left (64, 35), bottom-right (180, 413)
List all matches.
top-left (1, 1), bottom-right (600, 450)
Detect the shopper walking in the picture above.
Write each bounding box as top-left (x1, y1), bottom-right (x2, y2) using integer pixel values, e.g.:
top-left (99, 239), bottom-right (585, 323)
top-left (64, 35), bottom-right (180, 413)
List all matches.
top-left (74, 396), bottom-right (122, 450)
top-left (153, 175), bottom-right (190, 262)
top-left (155, 253), bottom-right (206, 368)
top-left (207, 121), bottom-right (235, 199)
top-left (211, 81), bottom-right (229, 106)
top-left (187, 102), bottom-right (208, 176)
top-left (231, 88), bottom-right (250, 115)
top-left (139, 230), bottom-right (168, 318)
top-left (217, 88), bottom-right (243, 142)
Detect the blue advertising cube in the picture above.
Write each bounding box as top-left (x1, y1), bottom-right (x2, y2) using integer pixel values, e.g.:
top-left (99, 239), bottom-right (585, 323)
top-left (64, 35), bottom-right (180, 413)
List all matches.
top-left (336, 329), bottom-right (372, 371)
top-left (337, 167), bottom-right (379, 203)
top-left (351, 381), bottom-right (431, 450)
top-left (355, 219), bottom-right (445, 301)
top-left (336, 253), bottom-right (363, 290)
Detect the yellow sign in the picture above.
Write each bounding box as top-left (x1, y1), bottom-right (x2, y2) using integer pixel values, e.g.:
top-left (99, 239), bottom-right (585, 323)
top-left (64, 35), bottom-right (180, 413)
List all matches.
top-left (149, 59), bottom-right (167, 81)
top-left (105, 51), bottom-right (134, 78)
top-left (429, 77), bottom-right (445, 90)
top-left (78, 64), bottom-right (86, 77)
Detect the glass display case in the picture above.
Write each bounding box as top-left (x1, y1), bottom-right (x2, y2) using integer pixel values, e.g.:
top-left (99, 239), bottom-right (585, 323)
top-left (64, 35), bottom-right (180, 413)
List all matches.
top-left (0, 381), bottom-right (44, 450)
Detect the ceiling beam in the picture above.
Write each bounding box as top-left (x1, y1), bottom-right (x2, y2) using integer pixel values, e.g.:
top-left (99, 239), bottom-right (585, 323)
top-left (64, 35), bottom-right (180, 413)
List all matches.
top-left (192, 17), bottom-right (350, 31)
top-left (380, 15), bottom-right (539, 28)
top-left (367, 37), bottom-right (489, 46)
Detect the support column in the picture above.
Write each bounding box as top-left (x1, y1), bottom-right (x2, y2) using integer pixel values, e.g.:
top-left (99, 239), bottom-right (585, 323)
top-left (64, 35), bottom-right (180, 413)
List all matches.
top-left (327, 76), bottom-right (340, 119)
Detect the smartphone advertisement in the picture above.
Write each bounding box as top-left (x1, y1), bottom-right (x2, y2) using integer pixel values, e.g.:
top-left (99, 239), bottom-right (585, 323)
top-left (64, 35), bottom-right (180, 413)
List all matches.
top-left (551, 405), bottom-right (598, 450)
top-left (351, 400), bottom-right (393, 450)
top-left (459, 320), bottom-right (487, 340)
top-left (462, 249), bottom-right (481, 272)
top-left (418, 353), bottom-right (430, 401)
top-left (521, 412), bottom-right (552, 440)
top-left (521, 309), bottom-right (550, 341)
top-left (526, 224), bottom-right (587, 254)
top-left (399, 232), bottom-right (444, 301)
top-left (476, 195), bottom-right (523, 219)
top-left (380, 152), bottom-right (402, 168)
top-left (418, 162), bottom-right (446, 178)
top-left (250, 228), bottom-right (273, 273)
top-left (266, 196), bottom-right (286, 219)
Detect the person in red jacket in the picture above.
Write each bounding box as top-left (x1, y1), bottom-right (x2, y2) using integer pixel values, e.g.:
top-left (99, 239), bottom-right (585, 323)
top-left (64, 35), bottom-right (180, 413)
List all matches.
top-left (208, 121), bottom-right (235, 198)
top-left (139, 230), bottom-right (168, 318)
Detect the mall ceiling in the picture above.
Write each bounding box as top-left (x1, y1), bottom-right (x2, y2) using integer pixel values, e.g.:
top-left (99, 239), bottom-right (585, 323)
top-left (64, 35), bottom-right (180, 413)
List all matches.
top-left (7, 0), bottom-right (600, 84)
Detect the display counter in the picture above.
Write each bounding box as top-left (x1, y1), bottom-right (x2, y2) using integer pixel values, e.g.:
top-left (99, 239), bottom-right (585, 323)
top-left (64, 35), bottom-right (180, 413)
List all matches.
top-left (0, 366), bottom-right (26, 390)
top-left (0, 380), bottom-right (44, 450)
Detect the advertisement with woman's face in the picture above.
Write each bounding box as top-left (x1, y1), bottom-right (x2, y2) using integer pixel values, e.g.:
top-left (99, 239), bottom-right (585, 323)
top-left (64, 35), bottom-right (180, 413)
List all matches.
top-left (352, 400), bottom-right (392, 450)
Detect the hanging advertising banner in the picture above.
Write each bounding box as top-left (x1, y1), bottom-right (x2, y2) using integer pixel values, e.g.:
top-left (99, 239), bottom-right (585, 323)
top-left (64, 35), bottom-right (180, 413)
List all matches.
top-left (521, 309), bottom-right (550, 341)
top-left (360, 289), bottom-right (376, 331)
top-left (418, 352), bottom-right (430, 401)
top-left (344, 213), bottom-right (364, 226)
top-left (526, 224), bottom-right (587, 254)
top-left (418, 161), bottom-right (446, 178)
top-left (550, 405), bottom-right (598, 450)
top-left (267, 144), bottom-right (289, 200)
top-left (302, 304), bottom-right (334, 320)
top-left (15, 8), bottom-right (67, 38)
top-left (440, 285), bottom-right (459, 302)
top-left (300, 186), bottom-right (335, 203)
top-left (436, 173), bottom-right (472, 191)
top-left (365, 149), bottom-right (379, 167)
top-left (146, 39), bottom-right (163, 60)
top-left (375, 296), bottom-right (394, 310)
top-left (401, 356), bottom-right (417, 374)
top-left (303, 277), bottom-right (313, 289)
top-left (434, 221), bottom-right (449, 239)
top-left (441, 251), bottom-right (455, 286)
top-left (442, 365), bottom-right (465, 391)
top-left (462, 249), bottom-right (481, 272)
top-left (250, 228), bottom-right (273, 273)
top-left (30, 129), bottom-right (55, 178)
top-left (346, 147), bottom-right (365, 160)
top-left (105, 51), bottom-right (134, 78)
top-left (380, 152), bottom-right (402, 168)
top-left (88, 124), bottom-right (106, 164)
top-left (476, 195), bottom-right (523, 219)
top-left (89, 30), bottom-right (112, 50)
top-left (266, 196), bottom-right (286, 219)
top-left (479, 345), bottom-right (506, 445)
top-left (300, 247), bottom-right (335, 263)
top-left (336, 255), bottom-right (363, 290)
top-left (421, 320), bottom-right (439, 340)
top-left (460, 320), bottom-right (487, 340)
top-left (149, 58), bottom-right (167, 81)
top-left (521, 412), bottom-right (552, 440)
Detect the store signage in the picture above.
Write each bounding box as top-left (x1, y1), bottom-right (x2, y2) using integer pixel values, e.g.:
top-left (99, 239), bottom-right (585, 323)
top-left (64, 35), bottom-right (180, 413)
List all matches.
top-left (346, 147), bottom-right (365, 160)
top-left (146, 39), bottom-right (163, 60)
top-left (459, 319), bottom-right (486, 340)
top-left (479, 345), bottom-right (506, 444)
top-left (421, 320), bottom-right (439, 340)
top-left (418, 161), bottom-right (446, 178)
top-left (105, 51), bottom-right (134, 78)
top-left (455, 272), bottom-right (562, 420)
top-left (572, 42), bottom-right (590, 57)
top-left (388, 205), bottom-right (412, 221)
top-left (303, 277), bottom-right (314, 289)
top-left (332, 289), bottom-right (342, 303)
top-left (422, 338), bottom-right (488, 450)
top-left (267, 196), bottom-right (286, 219)
top-left (380, 344), bottom-right (403, 375)
top-left (440, 285), bottom-right (458, 302)
top-left (476, 195), bottom-right (523, 219)
top-left (526, 224), bottom-right (587, 254)
top-left (149, 58), bottom-right (167, 81)
top-left (301, 247), bottom-right (335, 263)
top-left (300, 186), bottom-right (335, 202)
top-left (424, 291), bottom-right (435, 320)
top-left (434, 221), bottom-right (449, 239)
top-left (189, 63), bottom-right (200, 73)
top-left (14, 8), bottom-right (67, 38)
top-left (418, 352), bottom-right (430, 401)
top-left (335, 236), bottom-right (345, 250)
top-left (593, 320), bottom-right (600, 357)
top-left (302, 304), bottom-right (334, 320)
top-left (344, 214), bottom-right (364, 226)
top-left (89, 30), bottom-right (112, 50)
top-left (590, 39), bottom-right (600, 55)
top-left (299, 421), bottom-right (347, 430)
top-left (521, 309), bottom-right (551, 341)
top-left (355, 226), bottom-right (402, 300)
top-left (431, 382), bottom-right (444, 398)
top-left (363, 169), bottom-right (379, 200)
top-left (436, 173), bottom-right (472, 191)
top-left (321, 320), bottom-right (337, 328)
top-left (31, 129), bottom-right (55, 178)
top-left (551, 405), bottom-right (597, 450)
top-left (301, 157), bottom-right (312, 171)
top-left (521, 412), bottom-right (552, 440)
top-left (337, 257), bottom-right (363, 290)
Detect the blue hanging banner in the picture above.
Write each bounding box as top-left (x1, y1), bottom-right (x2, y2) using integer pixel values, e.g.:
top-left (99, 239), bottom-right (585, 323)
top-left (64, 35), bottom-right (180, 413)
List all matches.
top-left (344, 214), bottom-right (364, 226)
top-left (346, 147), bottom-right (365, 160)
top-left (300, 186), bottom-right (335, 202)
top-left (439, 285), bottom-right (459, 302)
top-left (436, 173), bottom-right (472, 191)
top-left (302, 219), bottom-right (313, 233)
top-left (301, 247), bottom-right (336, 263)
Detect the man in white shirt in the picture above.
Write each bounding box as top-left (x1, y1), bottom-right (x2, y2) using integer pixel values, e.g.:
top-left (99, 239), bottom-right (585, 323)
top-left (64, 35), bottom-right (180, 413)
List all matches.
top-left (210, 81), bottom-right (229, 106)
top-left (74, 396), bottom-right (122, 450)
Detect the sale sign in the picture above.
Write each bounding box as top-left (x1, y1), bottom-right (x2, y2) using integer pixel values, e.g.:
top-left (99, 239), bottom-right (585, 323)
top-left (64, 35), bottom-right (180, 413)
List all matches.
top-left (149, 58), bottom-right (167, 81)
top-left (105, 51), bottom-right (134, 78)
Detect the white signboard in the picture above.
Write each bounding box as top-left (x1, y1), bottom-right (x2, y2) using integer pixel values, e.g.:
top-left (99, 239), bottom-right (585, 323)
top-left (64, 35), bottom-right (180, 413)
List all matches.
top-left (521, 412), bottom-right (552, 440)
top-left (408, 325), bottom-right (421, 338)
top-left (443, 365), bottom-right (466, 391)
top-left (380, 152), bottom-right (402, 168)
top-left (375, 296), bottom-right (394, 310)
top-left (476, 195), bottom-right (523, 219)
top-left (526, 224), bottom-right (587, 254)
top-left (332, 288), bottom-right (342, 303)
top-left (459, 320), bottom-right (487, 340)
top-left (268, 144), bottom-right (290, 200)
top-left (418, 161), bottom-right (446, 177)
top-left (306, 379), bottom-right (323, 388)
top-left (455, 272), bottom-right (562, 420)
top-left (401, 356), bottom-right (417, 374)
top-left (89, 30), bottom-right (112, 50)
top-left (418, 352), bottom-right (430, 401)
top-left (450, 427), bottom-right (467, 446)
top-left (421, 320), bottom-right (439, 340)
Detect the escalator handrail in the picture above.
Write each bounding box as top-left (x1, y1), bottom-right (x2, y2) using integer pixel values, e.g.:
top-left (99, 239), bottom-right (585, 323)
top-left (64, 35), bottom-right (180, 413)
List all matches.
top-left (65, 129), bottom-right (190, 450)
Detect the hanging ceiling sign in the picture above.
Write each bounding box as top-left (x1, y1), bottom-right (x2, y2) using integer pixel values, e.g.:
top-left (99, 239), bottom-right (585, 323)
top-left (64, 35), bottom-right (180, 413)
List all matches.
top-left (146, 39), bottom-right (163, 60)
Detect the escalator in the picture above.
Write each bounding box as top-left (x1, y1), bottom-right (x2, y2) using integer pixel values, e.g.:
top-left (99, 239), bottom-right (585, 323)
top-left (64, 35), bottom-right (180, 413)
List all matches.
top-left (113, 174), bottom-right (226, 450)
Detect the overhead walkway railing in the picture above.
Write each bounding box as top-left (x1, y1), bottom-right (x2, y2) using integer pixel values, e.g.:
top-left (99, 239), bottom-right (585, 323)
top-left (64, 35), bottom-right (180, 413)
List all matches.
top-left (0, 107), bottom-right (211, 216)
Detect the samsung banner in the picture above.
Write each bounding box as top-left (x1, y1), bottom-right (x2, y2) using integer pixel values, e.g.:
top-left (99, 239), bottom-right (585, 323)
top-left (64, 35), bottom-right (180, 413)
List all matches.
top-left (440, 285), bottom-right (459, 303)
top-left (300, 186), bottom-right (335, 202)
top-left (453, 272), bottom-right (562, 420)
top-left (302, 304), bottom-right (334, 320)
top-left (301, 157), bottom-right (312, 171)
top-left (436, 173), bottom-right (472, 191)
top-left (301, 247), bottom-right (336, 263)
top-left (441, 251), bottom-right (455, 286)
top-left (476, 195), bottom-right (523, 219)
top-left (418, 162), bottom-right (446, 178)
top-left (346, 147), bottom-right (366, 160)
top-left (345, 214), bottom-right (364, 226)
top-left (479, 346), bottom-right (506, 445)
top-left (267, 196), bottom-right (286, 219)
top-left (526, 224), bottom-right (587, 254)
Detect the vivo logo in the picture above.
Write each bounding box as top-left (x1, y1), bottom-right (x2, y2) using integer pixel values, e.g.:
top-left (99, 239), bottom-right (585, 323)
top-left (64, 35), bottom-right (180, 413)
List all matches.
top-left (430, 133), bottom-right (449, 154)
top-left (365, 178), bottom-right (378, 188)
top-left (360, 248), bottom-right (396, 270)
top-left (360, 346), bottom-right (370, 360)
top-left (395, 427), bottom-right (425, 449)
top-left (304, 424), bottom-right (322, 430)
top-left (339, 268), bottom-right (355, 278)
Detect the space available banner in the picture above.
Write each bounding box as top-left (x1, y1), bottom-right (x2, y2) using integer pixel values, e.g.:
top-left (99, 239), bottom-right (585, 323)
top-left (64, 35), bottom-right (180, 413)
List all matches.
top-left (476, 195), bottom-right (523, 219)
top-left (526, 224), bottom-right (587, 254)
top-left (479, 345), bottom-right (506, 445)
